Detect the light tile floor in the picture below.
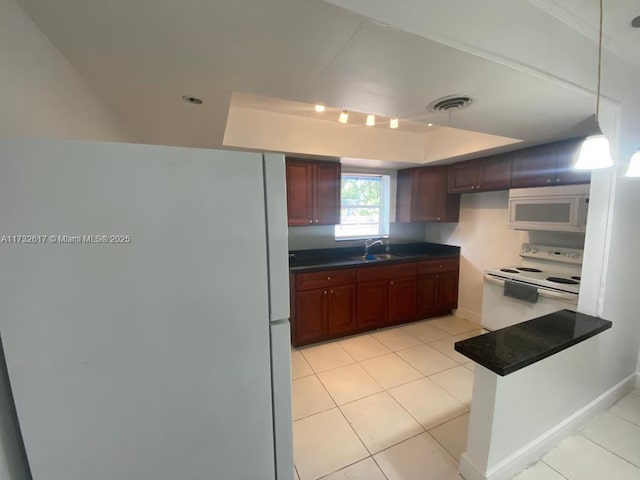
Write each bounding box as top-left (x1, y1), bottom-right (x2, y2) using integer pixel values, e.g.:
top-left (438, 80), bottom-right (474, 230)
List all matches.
top-left (515, 386), bottom-right (640, 480)
top-left (291, 314), bottom-right (640, 480)
top-left (291, 314), bottom-right (480, 480)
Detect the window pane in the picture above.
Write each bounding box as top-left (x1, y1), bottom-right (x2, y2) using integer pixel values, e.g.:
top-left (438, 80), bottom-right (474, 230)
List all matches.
top-left (335, 174), bottom-right (390, 240)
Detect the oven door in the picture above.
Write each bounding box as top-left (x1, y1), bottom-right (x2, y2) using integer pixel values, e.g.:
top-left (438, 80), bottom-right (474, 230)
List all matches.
top-left (481, 274), bottom-right (578, 331)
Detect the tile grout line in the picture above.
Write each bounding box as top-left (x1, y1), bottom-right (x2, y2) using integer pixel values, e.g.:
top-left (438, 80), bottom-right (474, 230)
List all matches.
top-left (576, 432), bottom-right (640, 471)
top-left (539, 459), bottom-right (571, 479)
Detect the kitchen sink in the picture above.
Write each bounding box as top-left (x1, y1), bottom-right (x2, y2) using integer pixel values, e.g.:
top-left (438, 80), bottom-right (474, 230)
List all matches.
top-left (351, 254), bottom-right (405, 262)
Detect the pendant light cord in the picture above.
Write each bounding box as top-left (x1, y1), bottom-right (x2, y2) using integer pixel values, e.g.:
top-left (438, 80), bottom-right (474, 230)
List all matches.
top-left (596, 0), bottom-right (603, 119)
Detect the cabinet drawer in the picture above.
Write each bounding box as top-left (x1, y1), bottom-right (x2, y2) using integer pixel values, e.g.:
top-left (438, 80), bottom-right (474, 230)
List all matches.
top-left (296, 268), bottom-right (356, 291)
top-left (417, 258), bottom-right (459, 275)
top-left (357, 262), bottom-right (416, 282)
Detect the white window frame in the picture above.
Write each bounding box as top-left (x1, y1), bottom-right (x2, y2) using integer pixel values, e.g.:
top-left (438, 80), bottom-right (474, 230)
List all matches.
top-left (335, 173), bottom-right (391, 241)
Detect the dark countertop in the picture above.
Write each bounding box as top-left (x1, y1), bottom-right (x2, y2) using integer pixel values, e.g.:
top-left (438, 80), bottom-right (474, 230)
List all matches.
top-left (289, 242), bottom-right (461, 272)
top-left (454, 309), bottom-right (612, 376)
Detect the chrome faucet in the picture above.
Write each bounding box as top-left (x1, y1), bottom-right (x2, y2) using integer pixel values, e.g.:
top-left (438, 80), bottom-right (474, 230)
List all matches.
top-left (364, 238), bottom-right (384, 256)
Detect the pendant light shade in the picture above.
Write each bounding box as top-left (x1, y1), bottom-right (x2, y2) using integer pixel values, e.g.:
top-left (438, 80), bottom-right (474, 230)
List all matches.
top-left (574, 0), bottom-right (613, 171)
top-left (625, 148), bottom-right (640, 177)
top-left (574, 132), bottom-right (613, 170)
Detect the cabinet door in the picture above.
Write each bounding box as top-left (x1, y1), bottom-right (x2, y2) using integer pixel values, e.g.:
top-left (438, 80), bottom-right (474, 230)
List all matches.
top-left (412, 168), bottom-right (444, 222)
top-left (437, 271), bottom-right (459, 311)
top-left (314, 162), bottom-right (341, 225)
top-left (328, 284), bottom-right (357, 336)
top-left (448, 161), bottom-right (479, 193)
top-left (388, 277), bottom-right (416, 324)
top-left (357, 281), bottom-right (388, 329)
top-left (511, 144), bottom-right (558, 188)
top-left (286, 160), bottom-right (314, 226)
top-left (295, 288), bottom-right (328, 344)
top-left (478, 153), bottom-right (512, 191)
top-left (554, 139), bottom-right (591, 185)
top-left (416, 274), bottom-right (438, 316)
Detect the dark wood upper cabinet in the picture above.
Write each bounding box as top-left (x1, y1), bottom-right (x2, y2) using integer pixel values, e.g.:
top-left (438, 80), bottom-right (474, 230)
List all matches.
top-left (511, 138), bottom-right (590, 188)
top-left (479, 153), bottom-right (513, 190)
top-left (448, 138), bottom-right (589, 193)
top-left (285, 160), bottom-right (314, 226)
top-left (448, 153), bottom-right (512, 193)
top-left (313, 161), bottom-right (341, 225)
top-left (285, 158), bottom-right (340, 226)
top-left (397, 166), bottom-right (460, 223)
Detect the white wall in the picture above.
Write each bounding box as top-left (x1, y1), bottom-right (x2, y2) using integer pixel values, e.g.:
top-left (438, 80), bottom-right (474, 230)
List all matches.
top-left (425, 191), bottom-right (585, 322)
top-left (0, 0), bottom-right (129, 141)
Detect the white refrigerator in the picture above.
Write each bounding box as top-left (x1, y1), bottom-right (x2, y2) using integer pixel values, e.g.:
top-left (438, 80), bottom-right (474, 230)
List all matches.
top-left (0, 139), bottom-right (294, 480)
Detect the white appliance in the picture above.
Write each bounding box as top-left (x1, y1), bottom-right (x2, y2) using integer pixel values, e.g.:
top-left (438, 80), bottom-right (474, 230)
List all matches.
top-left (508, 184), bottom-right (589, 232)
top-left (0, 139), bottom-right (293, 480)
top-left (481, 244), bottom-right (583, 331)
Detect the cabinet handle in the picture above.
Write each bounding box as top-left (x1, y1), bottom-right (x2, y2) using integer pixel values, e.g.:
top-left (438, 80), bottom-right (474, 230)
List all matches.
top-left (323, 290), bottom-right (327, 295)
top-left (556, 178), bottom-right (560, 182)
top-left (437, 217), bottom-right (441, 221)
top-left (438, 264), bottom-right (442, 268)
top-left (309, 219), bottom-right (313, 223)
top-left (315, 219), bottom-right (319, 223)
top-left (437, 274), bottom-right (440, 279)
top-left (330, 290), bottom-right (333, 294)
top-left (390, 281), bottom-right (394, 285)
top-left (470, 186), bottom-right (475, 190)
top-left (477, 185), bottom-right (480, 189)
top-left (546, 179), bottom-right (552, 183)
top-left (327, 276), bottom-right (331, 280)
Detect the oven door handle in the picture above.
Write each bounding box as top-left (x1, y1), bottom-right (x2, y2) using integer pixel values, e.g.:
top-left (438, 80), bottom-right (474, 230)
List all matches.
top-left (483, 274), bottom-right (578, 302)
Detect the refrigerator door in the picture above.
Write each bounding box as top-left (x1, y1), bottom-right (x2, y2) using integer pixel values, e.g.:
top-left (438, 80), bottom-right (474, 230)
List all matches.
top-left (263, 153), bottom-right (290, 323)
top-left (263, 154), bottom-right (294, 479)
top-left (0, 139), bottom-right (276, 480)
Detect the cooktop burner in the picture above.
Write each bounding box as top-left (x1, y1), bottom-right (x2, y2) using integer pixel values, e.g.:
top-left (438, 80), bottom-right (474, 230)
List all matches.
top-left (571, 276), bottom-right (581, 281)
top-left (547, 277), bottom-right (579, 285)
top-left (500, 268), bottom-right (520, 273)
top-left (516, 267), bottom-right (543, 273)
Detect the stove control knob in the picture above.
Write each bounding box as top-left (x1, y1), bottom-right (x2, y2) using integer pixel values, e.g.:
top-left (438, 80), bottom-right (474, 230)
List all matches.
top-left (522, 246), bottom-right (531, 253)
top-left (571, 253), bottom-right (580, 259)
top-left (531, 247), bottom-right (539, 254)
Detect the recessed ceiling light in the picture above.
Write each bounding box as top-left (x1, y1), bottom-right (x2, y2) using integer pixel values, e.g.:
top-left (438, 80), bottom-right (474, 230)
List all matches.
top-left (366, 114), bottom-right (375, 126)
top-left (182, 95), bottom-right (203, 105)
top-left (339, 110), bottom-right (349, 124)
top-left (390, 117), bottom-right (399, 129)
top-left (427, 123), bottom-right (434, 127)
top-left (315, 104), bottom-right (326, 113)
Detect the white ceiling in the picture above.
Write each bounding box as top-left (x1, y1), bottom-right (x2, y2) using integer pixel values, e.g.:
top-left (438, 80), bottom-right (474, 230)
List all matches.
top-left (14, 0), bottom-right (639, 163)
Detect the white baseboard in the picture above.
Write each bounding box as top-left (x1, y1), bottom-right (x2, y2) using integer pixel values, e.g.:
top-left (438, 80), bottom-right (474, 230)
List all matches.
top-left (459, 372), bottom-right (638, 480)
top-left (453, 307), bottom-right (481, 324)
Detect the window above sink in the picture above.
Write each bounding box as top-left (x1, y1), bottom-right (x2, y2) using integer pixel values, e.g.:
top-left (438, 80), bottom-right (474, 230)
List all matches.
top-left (335, 173), bottom-right (391, 240)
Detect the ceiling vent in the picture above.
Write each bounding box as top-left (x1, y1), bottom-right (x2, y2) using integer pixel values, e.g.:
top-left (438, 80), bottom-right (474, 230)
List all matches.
top-left (429, 95), bottom-right (473, 112)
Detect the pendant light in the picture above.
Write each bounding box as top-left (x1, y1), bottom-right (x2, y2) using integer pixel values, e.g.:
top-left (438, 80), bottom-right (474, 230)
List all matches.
top-left (626, 148), bottom-right (640, 177)
top-left (574, 0), bottom-right (613, 170)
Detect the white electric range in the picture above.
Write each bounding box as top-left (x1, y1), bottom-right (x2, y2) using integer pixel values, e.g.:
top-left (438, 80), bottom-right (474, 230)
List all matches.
top-left (481, 243), bottom-right (583, 331)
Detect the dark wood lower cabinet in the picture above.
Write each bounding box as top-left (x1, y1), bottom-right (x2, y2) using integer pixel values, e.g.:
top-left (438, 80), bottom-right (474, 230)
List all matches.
top-left (389, 277), bottom-right (416, 324)
top-left (295, 288), bottom-right (328, 345)
top-left (437, 271), bottom-right (459, 311)
top-left (416, 274), bottom-right (438, 316)
top-left (291, 258), bottom-right (459, 346)
top-left (327, 284), bottom-right (357, 335)
top-left (357, 281), bottom-right (388, 329)
top-left (416, 271), bottom-right (459, 317)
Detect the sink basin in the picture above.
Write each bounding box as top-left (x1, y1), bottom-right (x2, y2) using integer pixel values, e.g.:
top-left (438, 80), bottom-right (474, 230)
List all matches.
top-left (351, 254), bottom-right (404, 262)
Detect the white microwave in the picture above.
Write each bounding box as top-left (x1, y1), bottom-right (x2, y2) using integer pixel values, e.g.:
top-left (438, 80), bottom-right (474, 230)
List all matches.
top-left (508, 184), bottom-right (589, 233)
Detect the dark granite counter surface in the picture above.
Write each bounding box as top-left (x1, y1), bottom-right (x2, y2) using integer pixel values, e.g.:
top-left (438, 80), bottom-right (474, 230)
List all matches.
top-left (454, 309), bottom-right (612, 376)
top-left (289, 242), bottom-right (461, 272)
